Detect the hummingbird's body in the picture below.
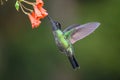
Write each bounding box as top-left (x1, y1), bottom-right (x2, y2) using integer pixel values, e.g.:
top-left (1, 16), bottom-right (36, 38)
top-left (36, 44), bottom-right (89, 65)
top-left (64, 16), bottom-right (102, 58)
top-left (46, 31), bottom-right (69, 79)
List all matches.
top-left (47, 16), bottom-right (100, 69)
top-left (53, 27), bottom-right (79, 69)
top-left (49, 18), bottom-right (79, 69)
top-left (53, 30), bottom-right (71, 53)
top-left (54, 30), bottom-right (69, 51)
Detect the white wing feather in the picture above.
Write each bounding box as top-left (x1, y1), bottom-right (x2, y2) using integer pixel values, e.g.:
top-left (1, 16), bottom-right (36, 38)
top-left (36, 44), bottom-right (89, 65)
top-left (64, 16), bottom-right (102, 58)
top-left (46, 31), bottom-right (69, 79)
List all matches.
top-left (70, 22), bottom-right (100, 44)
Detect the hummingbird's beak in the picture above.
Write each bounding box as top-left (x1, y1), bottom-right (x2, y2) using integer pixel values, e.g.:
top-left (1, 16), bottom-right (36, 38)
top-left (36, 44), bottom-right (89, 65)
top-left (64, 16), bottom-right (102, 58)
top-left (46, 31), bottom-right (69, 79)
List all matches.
top-left (47, 16), bottom-right (57, 30)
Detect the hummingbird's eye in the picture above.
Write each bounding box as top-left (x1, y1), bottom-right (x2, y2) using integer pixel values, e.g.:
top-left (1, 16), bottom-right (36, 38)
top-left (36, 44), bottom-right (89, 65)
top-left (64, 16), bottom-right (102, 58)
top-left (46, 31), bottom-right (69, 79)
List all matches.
top-left (54, 21), bottom-right (61, 29)
top-left (57, 23), bottom-right (61, 29)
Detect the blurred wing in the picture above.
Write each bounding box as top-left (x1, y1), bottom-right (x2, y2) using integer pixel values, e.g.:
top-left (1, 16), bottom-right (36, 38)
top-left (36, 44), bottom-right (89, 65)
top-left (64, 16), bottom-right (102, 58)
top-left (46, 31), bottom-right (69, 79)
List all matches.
top-left (63, 24), bottom-right (80, 39)
top-left (63, 24), bottom-right (80, 32)
top-left (69, 22), bottom-right (100, 44)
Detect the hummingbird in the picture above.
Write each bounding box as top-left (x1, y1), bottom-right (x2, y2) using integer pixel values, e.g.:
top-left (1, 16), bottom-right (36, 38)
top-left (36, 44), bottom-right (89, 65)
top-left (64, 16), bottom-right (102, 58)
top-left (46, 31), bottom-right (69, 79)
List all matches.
top-left (47, 16), bottom-right (100, 69)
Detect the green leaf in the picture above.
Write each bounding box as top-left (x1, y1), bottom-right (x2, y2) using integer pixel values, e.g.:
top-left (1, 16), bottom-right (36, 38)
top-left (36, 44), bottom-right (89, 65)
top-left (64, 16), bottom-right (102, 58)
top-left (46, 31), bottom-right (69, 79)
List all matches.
top-left (15, 1), bottom-right (19, 11)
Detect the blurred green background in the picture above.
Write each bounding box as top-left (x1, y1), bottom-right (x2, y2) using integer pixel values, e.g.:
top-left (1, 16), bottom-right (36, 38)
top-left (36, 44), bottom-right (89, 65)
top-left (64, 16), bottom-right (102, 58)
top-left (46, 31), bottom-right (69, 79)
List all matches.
top-left (0, 0), bottom-right (120, 80)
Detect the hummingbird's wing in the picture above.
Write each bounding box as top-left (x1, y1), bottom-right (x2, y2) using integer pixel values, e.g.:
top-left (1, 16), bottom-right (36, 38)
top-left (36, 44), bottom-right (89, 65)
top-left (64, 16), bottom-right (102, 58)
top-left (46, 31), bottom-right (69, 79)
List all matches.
top-left (63, 24), bottom-right (80, 39)
top-left (63, 24), bottom-right (81, 32)
top-left (63, 22), bottom-right (100, 44)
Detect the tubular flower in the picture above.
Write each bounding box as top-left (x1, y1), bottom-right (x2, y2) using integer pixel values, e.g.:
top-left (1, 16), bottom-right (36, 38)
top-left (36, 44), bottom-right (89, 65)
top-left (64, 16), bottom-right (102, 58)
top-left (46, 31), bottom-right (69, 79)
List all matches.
top-left (28, 12), bottom-right (41, 29)
top-left (15, 0), bottom-right (48, 28)
top-left (28, 0), bottom-right (48, 28)
top-left (36, 0), bottom-right (44, 7)
top-left (34, 5), bottom-right (48, 19)
top-left (35, 0), bottom-right (48, 18)
top-left (39, 7), bottom-right (48, 19)
top-left (34, 5), bottom-right (43, 19)
top-left (29, 0), bottom-right (48, 28)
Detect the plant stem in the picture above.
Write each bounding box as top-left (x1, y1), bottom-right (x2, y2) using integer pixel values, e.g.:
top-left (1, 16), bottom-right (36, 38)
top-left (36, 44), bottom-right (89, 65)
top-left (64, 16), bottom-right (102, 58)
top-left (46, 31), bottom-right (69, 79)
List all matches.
top-left (22, 0), bottom-right (35, 6)
top-left (21, 3), bottom-right (33, 12)
top-left (19, 2), bottom-right (28, 14)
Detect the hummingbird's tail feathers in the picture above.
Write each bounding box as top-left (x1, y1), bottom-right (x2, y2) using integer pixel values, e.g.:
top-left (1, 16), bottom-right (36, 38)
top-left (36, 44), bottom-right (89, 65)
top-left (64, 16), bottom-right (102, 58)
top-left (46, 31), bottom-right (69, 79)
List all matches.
top-left (68, 55), bottom-right (80, 69)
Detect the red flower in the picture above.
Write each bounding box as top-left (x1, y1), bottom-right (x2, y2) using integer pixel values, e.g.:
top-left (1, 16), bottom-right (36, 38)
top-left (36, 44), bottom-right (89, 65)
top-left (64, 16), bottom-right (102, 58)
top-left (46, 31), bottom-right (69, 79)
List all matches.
top-left (39, 7), bottom-right (48, 18)
top-left (28, 0), bottom-right (48, 28)
top-left (36, 0), bottom-right (44, 7)
top-left (34, 5), bottom-right (42, 19)
top-left (35, 0), bottom-right (48, 19)
top-left (28, 12), bottom-right (41, 29)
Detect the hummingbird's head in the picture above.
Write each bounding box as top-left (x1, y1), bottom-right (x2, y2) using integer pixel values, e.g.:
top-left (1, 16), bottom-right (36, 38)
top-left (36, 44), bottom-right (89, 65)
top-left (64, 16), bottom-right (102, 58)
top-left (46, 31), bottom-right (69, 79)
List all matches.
top-left (47, 16), bottom-right (61, 30)
top-left (54, 21), bottom-right (62, 30)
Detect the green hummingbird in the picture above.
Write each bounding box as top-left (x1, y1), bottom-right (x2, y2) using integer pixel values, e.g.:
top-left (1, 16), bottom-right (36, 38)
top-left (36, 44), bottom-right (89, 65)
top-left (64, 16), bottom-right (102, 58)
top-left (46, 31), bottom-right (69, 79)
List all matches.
top-left (47, 16), bottom-right (100, 69)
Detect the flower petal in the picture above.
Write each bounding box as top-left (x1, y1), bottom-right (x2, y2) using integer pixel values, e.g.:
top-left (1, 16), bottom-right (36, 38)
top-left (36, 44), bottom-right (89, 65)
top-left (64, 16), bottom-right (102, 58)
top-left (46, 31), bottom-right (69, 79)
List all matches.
top-left (27, 0), bottom-right (48, 28)
top-left (40, 8), bottom-right (48, 18)
top-left (32, 20), bottom-right (41, 29)
top-left (28, 12), bottom-right (41, 28)
top-left (36, 0), bottom-right (44, 7)
top-left (34, 5), bottom-right (42, 19)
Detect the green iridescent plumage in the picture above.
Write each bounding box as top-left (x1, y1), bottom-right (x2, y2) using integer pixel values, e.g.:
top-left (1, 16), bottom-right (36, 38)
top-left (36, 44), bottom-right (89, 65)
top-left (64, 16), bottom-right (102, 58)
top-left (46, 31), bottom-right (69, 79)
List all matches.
top-left (47, 16), bottom-right (100, 69)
